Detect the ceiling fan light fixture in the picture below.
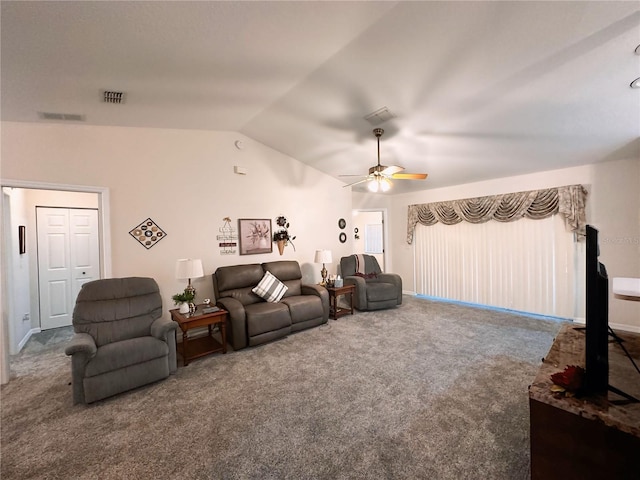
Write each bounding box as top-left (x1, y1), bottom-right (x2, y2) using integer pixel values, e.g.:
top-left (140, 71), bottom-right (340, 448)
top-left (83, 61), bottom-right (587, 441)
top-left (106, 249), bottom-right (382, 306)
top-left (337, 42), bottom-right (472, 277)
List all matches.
top-left (367, 176), bottom-right (392, 193)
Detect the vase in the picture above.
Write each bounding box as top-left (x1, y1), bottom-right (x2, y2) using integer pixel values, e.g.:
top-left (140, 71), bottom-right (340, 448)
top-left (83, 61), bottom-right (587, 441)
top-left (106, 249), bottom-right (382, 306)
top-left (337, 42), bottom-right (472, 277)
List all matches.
top-left (277, 239), bottom-right (286, 255)
top-left (258, 237), bottom-right (269, 249)
top-left (179, 302), bottom-right (189, 314)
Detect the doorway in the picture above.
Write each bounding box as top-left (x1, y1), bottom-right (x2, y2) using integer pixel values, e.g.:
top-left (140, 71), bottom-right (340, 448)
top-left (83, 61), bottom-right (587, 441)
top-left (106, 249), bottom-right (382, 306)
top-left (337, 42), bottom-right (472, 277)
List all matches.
top-left (352, 209), bottom-right (387, 270)
top-left (0, 181), bottom-right (111, 368)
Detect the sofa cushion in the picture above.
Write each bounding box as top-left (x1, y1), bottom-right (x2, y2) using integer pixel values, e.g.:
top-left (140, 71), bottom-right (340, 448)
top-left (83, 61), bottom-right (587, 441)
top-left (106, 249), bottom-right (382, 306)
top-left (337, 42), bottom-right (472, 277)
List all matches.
top-left (252, 271), bottom-right (288, 303)
top-left (245, 302), bottom-right (291, 337)
top-left (84, 336), bottom-right (168, 378)
top-left (262, 261), bottom-right (303, 297)
top-left (281, 295), bottom-right (324, 325)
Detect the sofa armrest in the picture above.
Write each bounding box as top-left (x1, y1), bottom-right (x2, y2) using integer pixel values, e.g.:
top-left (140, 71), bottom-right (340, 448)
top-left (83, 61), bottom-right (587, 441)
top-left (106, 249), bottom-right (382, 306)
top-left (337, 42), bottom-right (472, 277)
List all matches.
top-left (344, 275), bottom-right (368, 310)
top-left (377, 273), bottom-right (403, 304)
top-left (216, 297), bottom-right (248, 350)
top-left (302, 284), bottom-right (330, 319)
top-left (64, 332), bottom-right (97, 357)
top-left (150, 317), bottom-right (179, 340)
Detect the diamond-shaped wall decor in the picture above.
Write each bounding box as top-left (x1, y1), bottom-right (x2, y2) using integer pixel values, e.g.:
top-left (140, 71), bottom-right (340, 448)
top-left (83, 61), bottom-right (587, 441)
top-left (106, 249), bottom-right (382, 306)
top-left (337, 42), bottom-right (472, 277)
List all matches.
top-left (129, 218), bottom-right (167, 249)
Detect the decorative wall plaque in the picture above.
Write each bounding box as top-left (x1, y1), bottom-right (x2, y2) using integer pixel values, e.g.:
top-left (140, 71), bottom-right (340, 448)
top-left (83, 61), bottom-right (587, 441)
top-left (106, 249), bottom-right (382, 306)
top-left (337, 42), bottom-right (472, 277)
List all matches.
top-left (129, 218), bottom-right (167, 249)
top-left (217, 217), bottom-right (238, 255)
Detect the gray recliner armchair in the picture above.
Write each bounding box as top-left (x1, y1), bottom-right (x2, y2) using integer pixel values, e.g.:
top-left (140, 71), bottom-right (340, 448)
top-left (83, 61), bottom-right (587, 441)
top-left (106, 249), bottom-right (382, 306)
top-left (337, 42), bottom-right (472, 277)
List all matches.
top-left (65, 277), bottom-right (178, 404)
top-left (340, 254), bottom-right (402, 311)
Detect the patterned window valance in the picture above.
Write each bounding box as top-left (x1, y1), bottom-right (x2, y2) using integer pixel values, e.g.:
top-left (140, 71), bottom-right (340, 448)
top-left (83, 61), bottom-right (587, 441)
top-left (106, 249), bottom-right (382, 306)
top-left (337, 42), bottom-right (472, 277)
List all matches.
top-left (407, 184), bottom-right (587, 244)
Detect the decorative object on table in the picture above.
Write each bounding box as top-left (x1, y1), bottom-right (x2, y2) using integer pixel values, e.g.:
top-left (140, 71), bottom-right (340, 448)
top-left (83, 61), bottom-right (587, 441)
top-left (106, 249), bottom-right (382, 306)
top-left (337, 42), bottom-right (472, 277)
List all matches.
top-left (335, 275), bottom-right (343, 288)
top-left (172, 291), bottom-right (195, 314)
top-left (128, 218), bottom-right (167, 249)
top-left (217, 217), bottom-right (238, 255)
top-left (354, 227), bottom-right (360, 240)
top-left (273, 215), bottom-right (296, 255)
top-left (238, 218), bottom-right (272, 255)
top-left (338, 218), bottom-right (346, 229)
top-left (314, 249), bottom-right (333, 286)
top-left (550, 365), bottom-right (585, 397)
top-left (18, 225), bottom-right (26, 254)
top-left (339, 232), bottom-right (347, 243)
top-left (175, 258), bottom-right (204, 312)
top-left (203, 298), bottom-right (211, 306)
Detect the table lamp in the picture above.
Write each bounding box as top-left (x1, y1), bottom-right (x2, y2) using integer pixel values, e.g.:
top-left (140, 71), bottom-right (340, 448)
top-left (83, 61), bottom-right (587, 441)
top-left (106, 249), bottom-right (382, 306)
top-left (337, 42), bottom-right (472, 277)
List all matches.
top-left (175, 258), bottom-right (204, 299)
top-left (314, 249), bottom-right (332, 286)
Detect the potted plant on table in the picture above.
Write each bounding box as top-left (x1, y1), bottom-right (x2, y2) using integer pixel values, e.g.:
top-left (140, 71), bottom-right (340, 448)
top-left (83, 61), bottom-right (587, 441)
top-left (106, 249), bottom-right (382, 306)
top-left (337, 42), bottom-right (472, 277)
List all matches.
top-left (273, 216), bottom-right (296, 255)
top-left (172, 291), bottom-right (195, 314)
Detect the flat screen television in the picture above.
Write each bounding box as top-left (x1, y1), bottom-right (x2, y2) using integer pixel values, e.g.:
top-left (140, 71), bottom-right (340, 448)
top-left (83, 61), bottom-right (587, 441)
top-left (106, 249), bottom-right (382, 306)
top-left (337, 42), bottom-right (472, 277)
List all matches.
top-left (584, 224), bottom-right (609, 396)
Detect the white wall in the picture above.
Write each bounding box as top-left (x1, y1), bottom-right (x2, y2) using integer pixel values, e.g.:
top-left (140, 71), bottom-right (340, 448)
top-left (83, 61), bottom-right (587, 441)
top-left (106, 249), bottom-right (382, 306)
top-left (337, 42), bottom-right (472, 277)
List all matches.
top-left (590, 157), bottom-right (640, 330)
top-left (1, 122), bottom-right (354, 324)
top-left (2, 187), bottom-right (32, 353)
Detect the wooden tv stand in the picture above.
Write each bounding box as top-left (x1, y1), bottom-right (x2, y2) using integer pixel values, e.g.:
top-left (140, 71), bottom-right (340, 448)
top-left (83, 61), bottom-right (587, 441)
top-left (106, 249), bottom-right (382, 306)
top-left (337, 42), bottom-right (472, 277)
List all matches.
top-left (529, 324), bottom-right (640, 479)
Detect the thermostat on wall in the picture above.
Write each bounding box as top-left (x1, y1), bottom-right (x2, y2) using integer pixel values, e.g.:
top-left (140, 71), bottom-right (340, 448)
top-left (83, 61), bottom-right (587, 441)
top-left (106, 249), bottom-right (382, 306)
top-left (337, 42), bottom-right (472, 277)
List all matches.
top-left (234, 166), bottom-right (247, 175)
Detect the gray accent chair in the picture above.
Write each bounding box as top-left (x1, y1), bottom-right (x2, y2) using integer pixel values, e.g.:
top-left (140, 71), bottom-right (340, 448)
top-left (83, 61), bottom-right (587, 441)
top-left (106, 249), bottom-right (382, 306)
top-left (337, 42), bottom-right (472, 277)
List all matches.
top-left (340, 254), bottom-right (403, 311)
top-left (212, 260), bottom-right (329, 350)
top-left (64, 277), bottom-right (178, 404)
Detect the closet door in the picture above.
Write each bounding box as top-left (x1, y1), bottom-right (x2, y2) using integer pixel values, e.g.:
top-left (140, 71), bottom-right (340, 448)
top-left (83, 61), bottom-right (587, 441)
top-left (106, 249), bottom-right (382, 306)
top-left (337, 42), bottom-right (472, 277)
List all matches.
top-left (37, 207), bottom-right (99, 330)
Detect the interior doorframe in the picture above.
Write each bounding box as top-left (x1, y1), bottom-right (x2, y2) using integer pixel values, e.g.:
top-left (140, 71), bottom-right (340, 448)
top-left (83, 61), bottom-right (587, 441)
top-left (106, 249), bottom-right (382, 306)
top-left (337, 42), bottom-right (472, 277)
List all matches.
top-left (0, 178), bottom-right (112, 384)
top-left (352, 208), bottom-right (389, 271)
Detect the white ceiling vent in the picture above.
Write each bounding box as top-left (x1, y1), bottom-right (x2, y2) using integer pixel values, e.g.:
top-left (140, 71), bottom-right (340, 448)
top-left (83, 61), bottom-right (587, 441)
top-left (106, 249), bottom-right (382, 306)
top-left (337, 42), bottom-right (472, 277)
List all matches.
top-left (364, 106), bottom-right (396, 126)
top-left (38, 112), bottom-right (85, 121)
top-left (103, 90), bottom-right (125, 104)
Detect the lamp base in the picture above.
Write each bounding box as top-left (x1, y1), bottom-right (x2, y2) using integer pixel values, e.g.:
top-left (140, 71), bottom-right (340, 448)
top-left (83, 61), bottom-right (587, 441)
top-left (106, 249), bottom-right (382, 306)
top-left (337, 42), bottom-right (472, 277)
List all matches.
top-left (320, 265), bottom-right (328, 286)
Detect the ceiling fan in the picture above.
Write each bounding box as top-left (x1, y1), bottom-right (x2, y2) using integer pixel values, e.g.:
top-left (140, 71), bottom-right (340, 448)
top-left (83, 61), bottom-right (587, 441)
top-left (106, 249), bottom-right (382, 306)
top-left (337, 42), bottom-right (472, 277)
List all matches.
top-left (341, 128), bottom-right (428, 192)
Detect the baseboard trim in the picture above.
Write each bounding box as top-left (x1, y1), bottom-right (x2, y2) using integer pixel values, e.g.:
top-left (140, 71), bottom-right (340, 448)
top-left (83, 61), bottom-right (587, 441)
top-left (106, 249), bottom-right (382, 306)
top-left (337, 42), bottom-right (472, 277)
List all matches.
top-left (571, 318), bottom-right (640, 333)
top-left (17, 328), bottom-right (41, 352)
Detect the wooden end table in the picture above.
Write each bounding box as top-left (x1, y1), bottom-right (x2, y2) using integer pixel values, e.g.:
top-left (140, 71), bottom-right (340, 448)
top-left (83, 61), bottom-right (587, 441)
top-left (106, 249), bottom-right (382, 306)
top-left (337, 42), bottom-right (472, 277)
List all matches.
top-left (170, 305), bottom-right (227, 366)
top-left (326, 284), bottom-right (356, 320)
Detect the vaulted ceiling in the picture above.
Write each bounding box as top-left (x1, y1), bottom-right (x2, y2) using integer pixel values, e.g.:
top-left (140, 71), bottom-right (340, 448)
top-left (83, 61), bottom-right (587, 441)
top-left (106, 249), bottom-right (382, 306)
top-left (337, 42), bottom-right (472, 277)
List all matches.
top-left (2, 1), bottom-right (639, 194)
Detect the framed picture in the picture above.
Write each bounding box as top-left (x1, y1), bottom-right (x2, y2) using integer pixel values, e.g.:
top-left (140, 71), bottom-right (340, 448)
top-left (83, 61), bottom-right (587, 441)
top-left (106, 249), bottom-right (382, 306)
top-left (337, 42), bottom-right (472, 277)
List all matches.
top-left (18, 225), bottom-right (26, 254)
top-left (238, 219), bottom-right (272, 255)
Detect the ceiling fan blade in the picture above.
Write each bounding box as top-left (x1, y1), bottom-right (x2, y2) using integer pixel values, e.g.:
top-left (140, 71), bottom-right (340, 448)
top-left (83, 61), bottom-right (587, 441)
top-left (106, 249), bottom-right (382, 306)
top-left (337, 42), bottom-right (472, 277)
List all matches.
top-left (391, 173), bottom-right (428, 180)
top-left (381, 165), bottom-right (404, 175)
top-left (338, 174), bottom-right (367, 177)
top-left (342, 177), bottom-right (371, 187)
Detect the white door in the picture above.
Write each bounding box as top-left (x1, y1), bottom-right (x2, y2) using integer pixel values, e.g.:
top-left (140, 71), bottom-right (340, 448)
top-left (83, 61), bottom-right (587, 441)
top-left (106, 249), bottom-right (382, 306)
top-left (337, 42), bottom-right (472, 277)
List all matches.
top-left (37, 207), bottom-right (100, 330)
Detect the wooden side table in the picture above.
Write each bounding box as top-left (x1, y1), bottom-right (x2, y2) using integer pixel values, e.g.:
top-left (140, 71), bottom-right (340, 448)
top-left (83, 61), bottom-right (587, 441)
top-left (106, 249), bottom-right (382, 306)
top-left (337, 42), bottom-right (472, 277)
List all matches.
top-left (170, 305), bottom-right (227, 366)
top-left (326, 284), bottom-right (356, 320)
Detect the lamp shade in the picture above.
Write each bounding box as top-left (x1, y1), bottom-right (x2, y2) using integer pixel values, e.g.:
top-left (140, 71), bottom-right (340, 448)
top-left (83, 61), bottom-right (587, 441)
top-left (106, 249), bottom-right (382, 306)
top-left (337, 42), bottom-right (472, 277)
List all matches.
top-left (314, 249), bottom-right (332, 264)
top-left (175, 258), bottom-right (204, 280)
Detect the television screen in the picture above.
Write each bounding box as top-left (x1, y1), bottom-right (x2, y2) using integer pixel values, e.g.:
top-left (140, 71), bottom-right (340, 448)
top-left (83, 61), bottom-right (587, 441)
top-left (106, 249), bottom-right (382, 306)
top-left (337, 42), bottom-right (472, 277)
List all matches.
top-left (584, 225), bottom-right (609, 396)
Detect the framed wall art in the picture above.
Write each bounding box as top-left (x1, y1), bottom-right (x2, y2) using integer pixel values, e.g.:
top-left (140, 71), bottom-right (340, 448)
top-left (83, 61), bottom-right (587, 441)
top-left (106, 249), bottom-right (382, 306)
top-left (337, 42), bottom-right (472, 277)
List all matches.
top-left (238, 218), bottom-right (272, 255)
top-left (18, 225), bottom-right (26, 254)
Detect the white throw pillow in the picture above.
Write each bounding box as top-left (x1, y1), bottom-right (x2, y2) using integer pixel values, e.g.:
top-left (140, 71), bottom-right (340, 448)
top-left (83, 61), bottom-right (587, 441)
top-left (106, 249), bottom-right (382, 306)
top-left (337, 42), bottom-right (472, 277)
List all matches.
top-left (252, 270), bottom-right (288, 303)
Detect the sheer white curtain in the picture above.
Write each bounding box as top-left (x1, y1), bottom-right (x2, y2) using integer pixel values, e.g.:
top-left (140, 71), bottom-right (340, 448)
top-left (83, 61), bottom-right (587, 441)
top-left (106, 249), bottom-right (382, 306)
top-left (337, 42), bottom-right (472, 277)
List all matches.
top-left (414, 214), bottom-right (581, 318)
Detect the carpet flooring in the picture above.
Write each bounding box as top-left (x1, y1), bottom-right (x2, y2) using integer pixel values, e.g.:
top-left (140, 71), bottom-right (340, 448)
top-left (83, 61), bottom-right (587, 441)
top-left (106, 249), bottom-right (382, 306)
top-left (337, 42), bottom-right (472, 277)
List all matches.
top-left (1, 295), bottom-right (565, 479)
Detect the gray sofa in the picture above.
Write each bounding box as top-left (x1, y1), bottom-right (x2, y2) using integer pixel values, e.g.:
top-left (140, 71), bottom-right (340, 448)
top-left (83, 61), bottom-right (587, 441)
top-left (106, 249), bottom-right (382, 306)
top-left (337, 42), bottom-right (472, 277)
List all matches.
top-left (340, 254), bottom-right (402, 311)
top-left (212, 260), bottom-right (329, 350)
top-left (65, 277), bottom-right (178, 404)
